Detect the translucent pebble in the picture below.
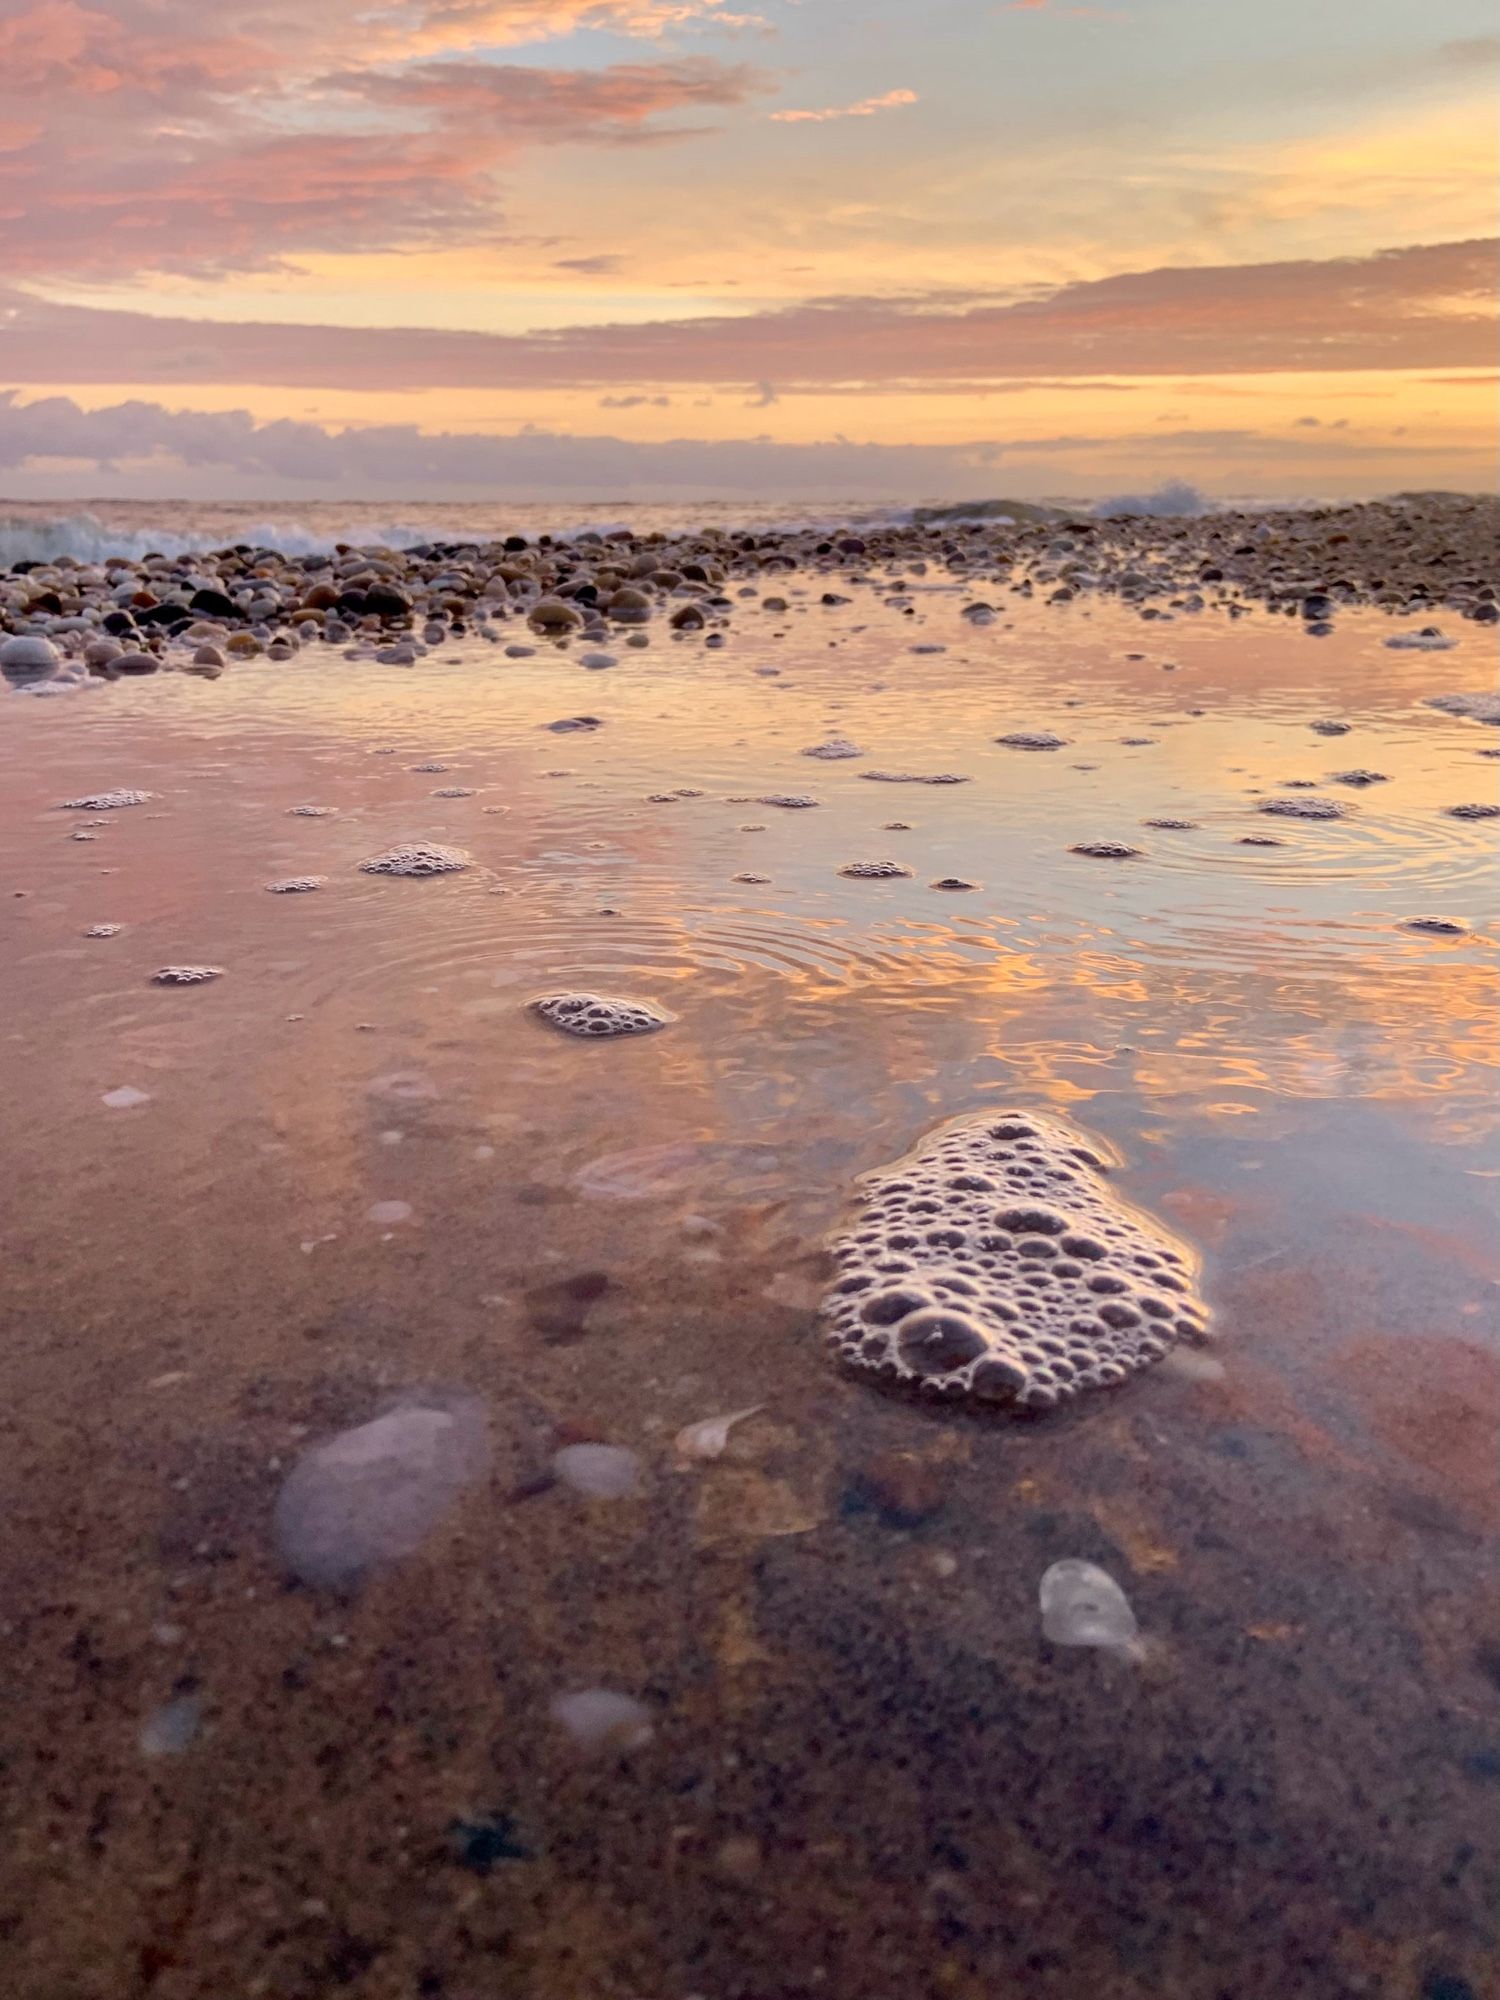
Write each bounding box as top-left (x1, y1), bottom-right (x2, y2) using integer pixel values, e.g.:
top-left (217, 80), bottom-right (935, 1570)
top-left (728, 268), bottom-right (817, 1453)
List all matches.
top-left (273, 1393), bottom-right (489, 1591)
top-left (102, 1085), bottom-right (151, 1109)
top-left (552, 1442), bottom-right (644, 1499)
top-left (549, 1688), bottom-right (654, 1753)
top-left (1039, 1559), bottom-right (1141, 1655)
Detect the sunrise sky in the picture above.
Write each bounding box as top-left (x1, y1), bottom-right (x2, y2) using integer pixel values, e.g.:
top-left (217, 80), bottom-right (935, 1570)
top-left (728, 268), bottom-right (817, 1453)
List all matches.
top-left (0, 0), bottom-right (1495, 502)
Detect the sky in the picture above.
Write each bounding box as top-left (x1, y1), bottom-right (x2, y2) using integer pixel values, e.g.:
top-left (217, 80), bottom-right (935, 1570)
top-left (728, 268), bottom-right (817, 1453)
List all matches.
top-left (0, 0), bottom-right (1494, 504)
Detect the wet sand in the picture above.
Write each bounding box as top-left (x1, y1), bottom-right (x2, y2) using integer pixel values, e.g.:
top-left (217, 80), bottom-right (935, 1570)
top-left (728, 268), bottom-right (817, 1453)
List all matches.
top-left (1, 537), bottom-right (1497, 1999)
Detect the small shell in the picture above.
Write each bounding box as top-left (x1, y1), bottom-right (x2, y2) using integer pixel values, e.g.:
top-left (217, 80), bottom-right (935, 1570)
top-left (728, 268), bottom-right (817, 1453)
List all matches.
top-left (673, 1405), bottom-right (764, 1465)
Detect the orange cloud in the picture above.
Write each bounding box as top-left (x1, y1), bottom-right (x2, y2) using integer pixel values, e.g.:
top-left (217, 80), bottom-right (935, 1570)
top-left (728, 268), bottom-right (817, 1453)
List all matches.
top-left (3, 241), bottom-right (1491, 387)
top-left (770, 88), bottom-right (918, 125)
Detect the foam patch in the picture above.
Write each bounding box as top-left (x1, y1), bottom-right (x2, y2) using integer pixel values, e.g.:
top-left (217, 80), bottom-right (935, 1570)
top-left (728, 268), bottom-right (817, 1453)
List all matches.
top-left (152, 965), bottom-right (224, 984)
top-left (860, 770), bottom-right (970, 785)
top-left (822, 1109), bottom-right (1209, 1411)
top-left (1257, 797), bottom-right (1346, 820)
top-left (530, 992), bottom-right (674, 1038)
top-left (60, 790), bottom-right (153, 810)
top-left (360, 843), bottom-right (472, 875)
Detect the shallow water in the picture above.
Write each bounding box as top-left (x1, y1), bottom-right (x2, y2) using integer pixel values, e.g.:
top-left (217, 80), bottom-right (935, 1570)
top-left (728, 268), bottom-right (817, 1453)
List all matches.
top-left (1, 584), bottom-right (1496, 1998)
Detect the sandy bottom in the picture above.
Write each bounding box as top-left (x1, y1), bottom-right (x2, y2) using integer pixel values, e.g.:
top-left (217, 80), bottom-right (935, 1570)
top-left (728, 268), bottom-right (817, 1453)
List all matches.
top-left (1, 584), bottom-right (1496, 1999)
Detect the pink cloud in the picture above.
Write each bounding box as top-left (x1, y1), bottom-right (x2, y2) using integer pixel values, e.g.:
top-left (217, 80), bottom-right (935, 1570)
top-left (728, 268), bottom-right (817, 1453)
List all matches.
top-left (1, 240), bottom-right (1491, 387)
top-left (1, 388), bottom-right (1477, 502)
top-left (770, 88), bottom-right (918, 124)
top-left (0, 2), bottom-right (771, 277)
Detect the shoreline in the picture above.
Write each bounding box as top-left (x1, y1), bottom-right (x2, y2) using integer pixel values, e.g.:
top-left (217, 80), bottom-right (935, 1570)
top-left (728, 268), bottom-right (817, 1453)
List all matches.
top-left (3, 497), bottom-right (1497, 690)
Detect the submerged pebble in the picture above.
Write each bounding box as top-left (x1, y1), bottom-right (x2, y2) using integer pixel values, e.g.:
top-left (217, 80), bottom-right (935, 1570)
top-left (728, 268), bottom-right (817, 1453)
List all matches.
top-left (552, 1442), bottom-right (643, 1499)
top-left (102, 1085), bottom-right (151, 1109)
top-left (1039, 1559), bottom-right (1142, 1657)
top-left (138, 1694), bottom-right (203, 1759)
top-left (273, 1393), bottom-right (490, 1591)
top-left (549, 1688), bottom-right (654, 1753)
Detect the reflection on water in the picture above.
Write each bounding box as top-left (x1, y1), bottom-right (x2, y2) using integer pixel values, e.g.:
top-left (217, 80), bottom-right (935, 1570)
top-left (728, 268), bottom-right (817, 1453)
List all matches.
top-left (0, 590), bottom-right (1496, 1997)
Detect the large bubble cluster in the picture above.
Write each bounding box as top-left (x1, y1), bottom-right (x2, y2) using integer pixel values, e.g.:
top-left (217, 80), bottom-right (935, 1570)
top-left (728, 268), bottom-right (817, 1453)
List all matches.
top-left (822, 1109), bottom-right (1209, 1412)
top-left (530, 992), bottom-right (674, 1038)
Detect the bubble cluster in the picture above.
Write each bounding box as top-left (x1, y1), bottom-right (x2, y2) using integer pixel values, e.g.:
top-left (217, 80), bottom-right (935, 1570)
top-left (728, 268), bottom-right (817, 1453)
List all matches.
top-left (801, 738), bottom-right (863, 760)
top-left (265, 876), bottom-right (326, 893)
top-left (360, 843), bottom-right (472, 876)
top-left (859, 770), bottom-right (970, 785)
top-left (1143, 817), bottom-right (1199, 829)
top-left (757, 793), bottom-right (820, 809)
top-left (286, 804), bottom-right (338, 818)
top-left (530, 992), bottom-right (674, 1038)
top-left (152, 965), bottom-right (224, 985)
top-left (996, 731), bottom-right (1068, 751)
top-left (1327, 770), bottom-right (1389, 787)
top-left (1445, 801), bottom-right (1500, 820)
top-left (1257, 797), bottom-right (1346, 821)
top-left (839, 860), bottom-right (914, 879)
top-left (1070, 840), bottom-right (1141, 859)
top-left (1426, 692), bottom-right (1500, 727)
top-left (821, 1108), bottom-right (1209, 1412)
top-left (60, 790), bottom-right (153, 810)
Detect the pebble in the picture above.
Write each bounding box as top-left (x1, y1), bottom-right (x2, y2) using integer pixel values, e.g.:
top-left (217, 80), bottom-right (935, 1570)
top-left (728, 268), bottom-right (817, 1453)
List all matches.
top-left (552, 1442), bottom-right (644, 1499)
top-left (273, 1394), bottom-right (490, 1591)
top-left (1039, 1559), bottom-right (1141, 1656)
top-left (548, 1688), bottom-right (654, 1753)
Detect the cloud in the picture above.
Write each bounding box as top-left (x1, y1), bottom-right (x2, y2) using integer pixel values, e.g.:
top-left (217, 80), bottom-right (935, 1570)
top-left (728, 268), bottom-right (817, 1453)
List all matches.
top-left (3, 239), bottom-right (1492, 390)
top-left (0, 3), bottom-right (772, 278)
top-left (0, 391), bottom-right (1483, 505)
top-left (556, 254), bottom-right (626, 275)
top-left (598, 393), bottom-right (672, 406)
top-left (770, 88), bottom-right (917, 124)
